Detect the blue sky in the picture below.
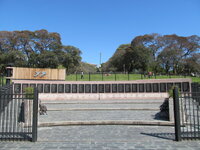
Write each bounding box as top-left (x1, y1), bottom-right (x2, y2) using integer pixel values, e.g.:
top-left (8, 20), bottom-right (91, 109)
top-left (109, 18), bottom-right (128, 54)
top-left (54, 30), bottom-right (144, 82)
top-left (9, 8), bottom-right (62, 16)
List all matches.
top-left (0, 0), bottom-right (200, 65)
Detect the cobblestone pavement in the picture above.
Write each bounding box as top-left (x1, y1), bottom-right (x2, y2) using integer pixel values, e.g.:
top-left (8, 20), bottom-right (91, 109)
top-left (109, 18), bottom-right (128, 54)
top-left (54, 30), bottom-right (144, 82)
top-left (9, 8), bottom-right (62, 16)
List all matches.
top-left (0, 125), bottom-right (200, 150)
top-left (1, 99), bottom-right (200, 149)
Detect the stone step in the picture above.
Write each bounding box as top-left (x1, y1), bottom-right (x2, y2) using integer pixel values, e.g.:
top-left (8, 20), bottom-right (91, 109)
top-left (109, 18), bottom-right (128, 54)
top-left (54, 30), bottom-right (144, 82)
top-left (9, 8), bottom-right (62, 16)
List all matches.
top-left (42, 99), bottom-right (165, 104)
top-left (38, 120), bottom-right (174, 127)
top-left (39, 110), bottom-right (160, 123)
top-left (44, 103), bottom-right (161, 110)
top-left (41, 99), bottom-right (164, 111)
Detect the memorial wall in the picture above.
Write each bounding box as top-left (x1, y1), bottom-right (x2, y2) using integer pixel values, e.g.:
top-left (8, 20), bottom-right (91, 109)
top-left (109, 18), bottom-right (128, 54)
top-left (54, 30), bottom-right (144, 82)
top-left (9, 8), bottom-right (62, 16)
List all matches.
top-left (12, 79), bottom-right (191, 94)
top-left (8, 67), bottom-right (192, 100)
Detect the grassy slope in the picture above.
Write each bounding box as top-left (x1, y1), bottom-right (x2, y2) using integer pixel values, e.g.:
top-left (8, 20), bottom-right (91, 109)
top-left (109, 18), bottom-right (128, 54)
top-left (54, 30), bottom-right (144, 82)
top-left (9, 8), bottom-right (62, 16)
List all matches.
top-left (66, 73), bottom-right (200, 83)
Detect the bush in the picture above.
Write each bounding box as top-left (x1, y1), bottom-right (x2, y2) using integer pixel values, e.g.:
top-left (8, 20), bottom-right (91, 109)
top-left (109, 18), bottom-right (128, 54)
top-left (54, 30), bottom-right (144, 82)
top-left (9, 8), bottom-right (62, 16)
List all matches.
top-left (24, 87), bottom-right (34, 99)
top-left (168, 85), bottom-right (180, 98)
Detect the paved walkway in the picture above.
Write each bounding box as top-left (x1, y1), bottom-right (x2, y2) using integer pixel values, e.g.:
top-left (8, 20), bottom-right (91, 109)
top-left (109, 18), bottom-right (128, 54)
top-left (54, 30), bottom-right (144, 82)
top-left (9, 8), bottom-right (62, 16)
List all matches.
top-left (0, 125), bottom-right (200, 150)
top-left (0, 99), bottom-right (200, 149)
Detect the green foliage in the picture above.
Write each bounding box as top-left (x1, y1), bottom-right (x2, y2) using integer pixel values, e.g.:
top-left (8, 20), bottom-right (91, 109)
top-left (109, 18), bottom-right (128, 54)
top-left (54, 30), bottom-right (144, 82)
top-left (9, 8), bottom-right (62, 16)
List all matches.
top-left (168, 85), bottom-right (181, 98)
top-left (61, 46), bottom-right (82, 73)
top-left (78, 62), bottom-right (97, 73)
top-left (103, 34), bottom-right (200, 75)
top-left (102, 44), bottom-right (130, 72)
top-left (24, 87), bottom-right (34, 99)
top-left (0, 30), bottom-right (82, 72)
top-left (66, 73), bottom-right (200, 82)
top-left (0, 31), bottom-right (199, 75)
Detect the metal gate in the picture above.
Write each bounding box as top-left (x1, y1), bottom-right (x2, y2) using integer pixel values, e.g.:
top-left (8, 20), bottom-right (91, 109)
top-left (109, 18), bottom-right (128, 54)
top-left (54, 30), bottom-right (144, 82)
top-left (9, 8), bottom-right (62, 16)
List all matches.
top-left (0, 74), bottom-right (5, 86)
top-left (0, 84), bottom-right (38, 142)
top-left (173, 87), bottom-right (200, 141)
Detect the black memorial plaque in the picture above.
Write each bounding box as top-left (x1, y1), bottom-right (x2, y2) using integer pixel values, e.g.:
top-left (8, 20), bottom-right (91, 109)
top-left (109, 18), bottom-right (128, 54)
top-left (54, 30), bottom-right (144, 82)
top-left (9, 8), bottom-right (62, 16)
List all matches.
top-left (58, 84), bottom-right (64, 93)
top-left (182, 82), bottom-right (189, 92)
top-left (30, 84), bottom-right (36, 89)
top-left (37, 84), bottom-right (43, 93)
top-left (152, 83), bottom-right (159, 92)
top-left (175, 82), bottom-right (182, 92)
top-left (167, 83), bottom-right (173, 91)
top-left (79, 84), bottom-right (84, 93)
top-left (44, 84), bottom-right (50, 93)
top-left (51, 84), bottom-right (57, 93)
top-left (14, 84), bottom-right (21, 93)
top-left (125, 84), bottom-right (131, 93)
top-left (146, 83), bottom-right (152, 92)
top-left (22, 84), bottom-right (28, 93)
top-left (118, 84), bottom-right (124, 93)
top-left (112, 84), bottom-right (118, 93)
top-left (160, 83), bottom-right (166, 92)
top-left (139, 84), bottom-right (145, 92)
top-left (85, 84), bottom-right (91, 93)
top-left (92, 84), bottom-right (97, 93)
top-left (72, 84), bottom-right (77, 93)
top-left (99, 84), bottom-right (104, 93)
top-left (65, 84), bottom-right (71, 93)
top-left (132, 84), bottom-right (138, 92)
top-left (105, 84), bottom-right (111, 93)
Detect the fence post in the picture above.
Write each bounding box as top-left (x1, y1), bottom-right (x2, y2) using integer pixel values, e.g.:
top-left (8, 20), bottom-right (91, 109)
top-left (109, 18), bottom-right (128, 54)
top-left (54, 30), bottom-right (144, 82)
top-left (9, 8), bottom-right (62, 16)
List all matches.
top-left (89, 72), bottom-right (91, 81)
top-left (128, 72), bottom-right (130, 81)
top-left (115, 72), bottom-right (116, 81)
top-left (76, 72), bottom-right (77, 81)
top-left (32, 87), bottom-right (38, 142)
top-left (102, 72), bottom-right (103, 81)
top-left (173, 87), bottom-right (181, 141)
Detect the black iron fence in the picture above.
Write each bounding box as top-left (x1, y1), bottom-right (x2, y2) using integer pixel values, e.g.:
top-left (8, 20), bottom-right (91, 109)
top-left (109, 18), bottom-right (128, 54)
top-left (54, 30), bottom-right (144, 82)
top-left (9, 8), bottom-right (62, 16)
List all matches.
top-left (173, 87), bottom-right (200, 141)
top-left (0, 84), bottom-right (38, 142)
top-left (66, 72), bottom-right (190, 81)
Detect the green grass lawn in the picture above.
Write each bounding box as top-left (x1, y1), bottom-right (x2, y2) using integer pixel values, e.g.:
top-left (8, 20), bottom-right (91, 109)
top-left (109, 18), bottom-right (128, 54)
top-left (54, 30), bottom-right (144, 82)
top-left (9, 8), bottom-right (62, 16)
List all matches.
top-left (65, 73), bottom-right (200, 83)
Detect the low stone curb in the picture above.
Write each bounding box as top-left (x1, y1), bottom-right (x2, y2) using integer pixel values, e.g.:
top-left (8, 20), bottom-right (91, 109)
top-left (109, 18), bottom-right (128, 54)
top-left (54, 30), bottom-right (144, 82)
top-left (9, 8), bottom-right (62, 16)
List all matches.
top-left (38, 120), bottom-right (174, 127)
top-left (43, 101), bottom-right (163, 104)
top-left (46, 108), bottom-right (160, 111)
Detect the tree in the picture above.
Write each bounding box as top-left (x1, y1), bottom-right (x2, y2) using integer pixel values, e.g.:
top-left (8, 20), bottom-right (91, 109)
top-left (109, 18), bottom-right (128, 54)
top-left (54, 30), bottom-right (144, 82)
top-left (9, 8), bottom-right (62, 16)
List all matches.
top-left (122, 46), bottom-right (151, 72)
top-left (102, 44), bottom-right (130, 72)
top-left (158, 34), bottom-right (200, 74)
top-left (36, 51), bottom-right (59, 68)
top-left (183, 53), bottom-right (200, 74)
top-left (0, 30), bottom-right (82, 71)
top-left (60, 46), bottom-right (82, 73)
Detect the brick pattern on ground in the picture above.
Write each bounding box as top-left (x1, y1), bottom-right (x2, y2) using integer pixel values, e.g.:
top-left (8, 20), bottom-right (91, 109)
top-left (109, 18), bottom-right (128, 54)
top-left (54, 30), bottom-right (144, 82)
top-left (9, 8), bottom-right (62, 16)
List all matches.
top-left (1, 98), bottom-right (199, 149)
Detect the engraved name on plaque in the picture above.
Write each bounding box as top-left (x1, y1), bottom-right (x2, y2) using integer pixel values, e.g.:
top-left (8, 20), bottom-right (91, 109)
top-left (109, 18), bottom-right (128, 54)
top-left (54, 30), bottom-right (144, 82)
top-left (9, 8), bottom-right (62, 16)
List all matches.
top-left (85, 84), bottom-right (91, 93)
top-left (58, 84), bottom-right (64, 93)
top-left (65, 84), bottom-right (71, 93)
top-left (112, 84), bottom-right (117, 93)
top-left (51, 84), bottom-right (57, 93)
top-left (72, 84), bottom-right (77, 93)
top-left (37, 84), bottom-right (44, 93)
top-left (44, 84), bottom-right (50, 93)
top-left (105, 84), bottom-right (111, 93)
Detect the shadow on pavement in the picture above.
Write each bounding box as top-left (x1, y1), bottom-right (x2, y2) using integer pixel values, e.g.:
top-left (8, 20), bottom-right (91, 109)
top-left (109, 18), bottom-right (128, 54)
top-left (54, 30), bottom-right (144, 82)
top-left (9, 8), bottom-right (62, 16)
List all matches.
top-left (141, 132), bottom-right (175, 141)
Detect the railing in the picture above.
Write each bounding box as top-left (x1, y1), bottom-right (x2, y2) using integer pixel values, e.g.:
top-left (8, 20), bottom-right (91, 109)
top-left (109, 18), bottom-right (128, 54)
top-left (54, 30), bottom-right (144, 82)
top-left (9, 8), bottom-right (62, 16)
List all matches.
top-left (0, 84), bottom-right (38, 142)
top-left (173, 87), bottom-right (200, 141)
top-left (66, 72), bottom-right (191, 81)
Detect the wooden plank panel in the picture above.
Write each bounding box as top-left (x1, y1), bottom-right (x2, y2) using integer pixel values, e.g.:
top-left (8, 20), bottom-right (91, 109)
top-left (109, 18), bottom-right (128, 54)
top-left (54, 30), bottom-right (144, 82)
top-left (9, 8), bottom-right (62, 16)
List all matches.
top-left (9, 67), bottom-right (65, 80)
